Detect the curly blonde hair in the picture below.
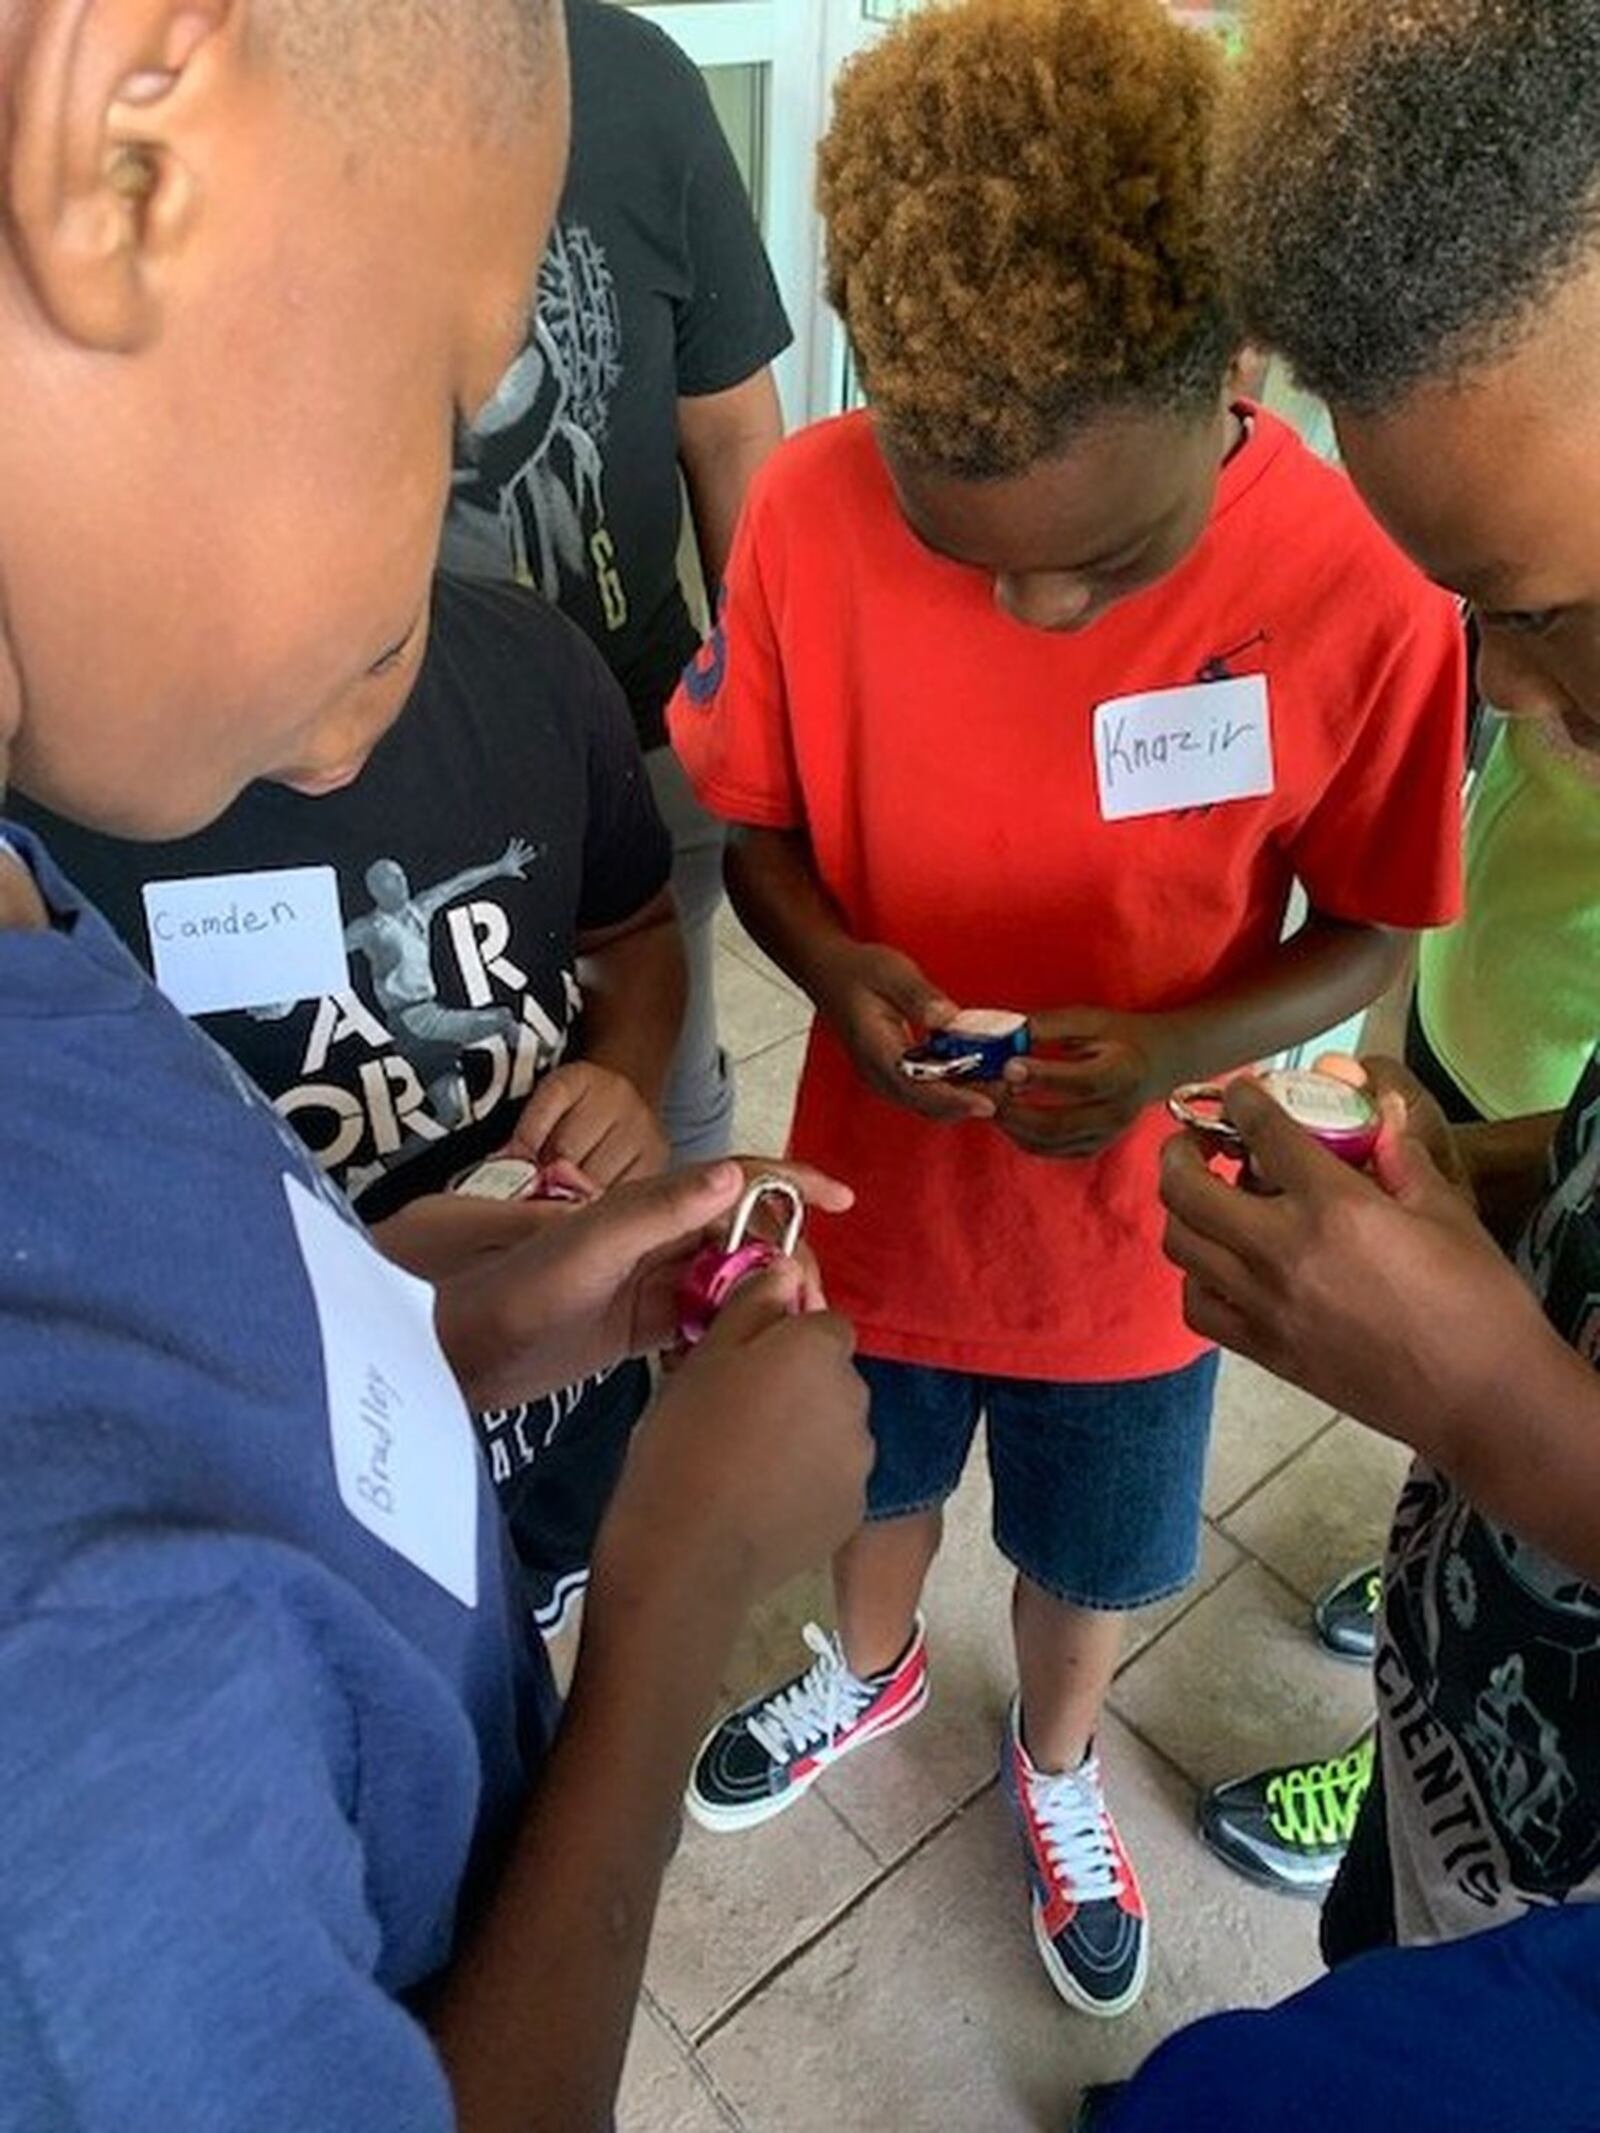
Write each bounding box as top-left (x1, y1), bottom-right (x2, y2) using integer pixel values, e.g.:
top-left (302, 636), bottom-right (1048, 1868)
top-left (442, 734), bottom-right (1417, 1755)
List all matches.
top-left (818, 0), bottom-right (1235, 478)
top-left (1215, 0), bottom-right (1600, 411)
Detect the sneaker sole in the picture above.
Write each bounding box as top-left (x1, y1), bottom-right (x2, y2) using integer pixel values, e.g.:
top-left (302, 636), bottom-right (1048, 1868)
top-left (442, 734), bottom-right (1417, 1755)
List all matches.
top-left (1196, 1813), bottom-right (1340, 1899)
top-left (1312, 1625), bottom-right (1377, 1665)
top-left (1031, 1901), bottom-right (1150, 2021)
top-left (684, 1674), bottom-right (931, 1835)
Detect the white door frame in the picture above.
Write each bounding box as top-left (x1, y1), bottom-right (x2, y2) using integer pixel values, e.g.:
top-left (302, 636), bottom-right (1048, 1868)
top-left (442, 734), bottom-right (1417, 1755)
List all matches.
top-left (628, 1), bottom-right (911, 426)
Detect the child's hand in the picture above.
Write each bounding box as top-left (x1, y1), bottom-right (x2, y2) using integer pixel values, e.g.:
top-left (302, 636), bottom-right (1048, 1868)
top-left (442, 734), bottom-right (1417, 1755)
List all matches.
top-left (993, 1008), bottom-right (1176, 1159)
top-left (510, 1062), bottom-right (670, 1188)
top-left (813, 942), bottom-right (996, 1124)
top-left (596, 1266), bottom-right (872, 1608)
top-left (1314, 1052), bottom-right (1473, 1201)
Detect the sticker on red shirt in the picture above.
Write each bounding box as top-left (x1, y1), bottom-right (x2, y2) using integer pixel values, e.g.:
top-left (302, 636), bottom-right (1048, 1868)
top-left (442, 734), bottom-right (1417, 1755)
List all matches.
top-left (1093, 674), bottom-right (1274, 823)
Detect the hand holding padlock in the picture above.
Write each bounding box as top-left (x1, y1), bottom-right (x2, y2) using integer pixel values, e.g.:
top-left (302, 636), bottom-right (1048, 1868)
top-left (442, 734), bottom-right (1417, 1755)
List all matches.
top-left (677, 1175), bottom-right (807, 1346)
top-left (1169, 1068), bottom-right (1382, 1175)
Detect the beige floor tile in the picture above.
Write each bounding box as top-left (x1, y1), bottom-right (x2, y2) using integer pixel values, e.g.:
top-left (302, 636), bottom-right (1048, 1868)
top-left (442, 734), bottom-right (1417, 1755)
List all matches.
top-left (621, 1998), bottom-right (739, 2133)
top-left (1203, 1354), bottom-right (1339, 1519)
top-left (645, 1781), bottom-right (880, 2041)
top-left (1223, 1417), bottom-right (1410, 1604)
top-left (715, 903), bottom-right (809, 1004)
top-left (716, 946), bottom-right (813, 1066)
top-left (730, 1034), bottom-right (808, 1163)
top-left (699, 1711), bottom-right (1320, 2132)
top-left (1109, 1561), bottom-right (1374, 1791)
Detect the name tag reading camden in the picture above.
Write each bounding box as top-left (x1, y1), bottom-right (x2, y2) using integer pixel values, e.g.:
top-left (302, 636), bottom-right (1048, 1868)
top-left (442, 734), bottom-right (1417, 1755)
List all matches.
top-left (143, 865), bottom-right (348, 1017)
top-left (285, 1174), bottom-right (480, 1607)
top-left (1093, 674), bottom-right (1274, 823)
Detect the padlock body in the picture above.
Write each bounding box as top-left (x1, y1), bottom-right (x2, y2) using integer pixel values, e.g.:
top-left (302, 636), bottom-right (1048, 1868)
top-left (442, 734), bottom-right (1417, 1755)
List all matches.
top-left (677, 1237), bottom-right (781, 1346)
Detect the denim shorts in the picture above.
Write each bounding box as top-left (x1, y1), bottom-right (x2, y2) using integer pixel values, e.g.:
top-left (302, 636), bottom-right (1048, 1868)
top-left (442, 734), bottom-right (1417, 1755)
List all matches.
top-left (858, 1352), bottom-right (1219, 1611)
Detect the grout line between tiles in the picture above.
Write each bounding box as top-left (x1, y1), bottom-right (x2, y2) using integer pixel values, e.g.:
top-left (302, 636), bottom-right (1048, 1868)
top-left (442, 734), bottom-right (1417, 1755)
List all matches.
top-left (719, 933), bottom-right (811, 1007)
top-left (1206, 1406), bottom-right (1344, 1524)
top-left (690, 1773), bottom-right (1001, 2053)
top-left (727, 1027), bottom-right (812, 1073)
top-left (639, 1986), bottom-right (751, 2131)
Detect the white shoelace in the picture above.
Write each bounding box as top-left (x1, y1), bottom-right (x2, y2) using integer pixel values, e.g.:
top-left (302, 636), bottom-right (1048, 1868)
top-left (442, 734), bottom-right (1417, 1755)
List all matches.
top-left (1025, 1755), bottom-right (1125, 1904)
top-left (746, 1623), bottom-right (876, 1762)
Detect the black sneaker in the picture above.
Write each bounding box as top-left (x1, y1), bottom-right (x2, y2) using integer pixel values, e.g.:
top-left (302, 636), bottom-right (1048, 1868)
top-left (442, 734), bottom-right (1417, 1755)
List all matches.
top-left (686, 1618), bottom-right (929, 1833)
top-left (1199, 1733), bottom-right (1374, 1896)
top-left (1003, 1703), bottom-right (1148, 2018)
top-left (1312, 1562), bottom-right (1382, 1662)
top-left (1072, 2086), bottom-right (1127, 2132)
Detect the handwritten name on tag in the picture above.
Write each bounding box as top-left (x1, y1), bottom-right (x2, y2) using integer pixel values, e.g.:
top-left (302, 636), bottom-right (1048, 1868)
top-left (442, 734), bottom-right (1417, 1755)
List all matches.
top-left (285, 1174), bottom-right (480, 1608)
top-left (143, 865), bottom-right (347, 1017)
top-left (1093, 675), bottom-right (1274, 823)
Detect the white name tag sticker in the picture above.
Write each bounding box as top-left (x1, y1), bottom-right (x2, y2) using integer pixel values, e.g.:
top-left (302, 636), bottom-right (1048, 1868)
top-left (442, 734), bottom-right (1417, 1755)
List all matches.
top-left (143, 865), bottom-right (347, 1017)
top-left (285, 1175), bottom-right (480, 1609)
top-left (1093, 674), bottom-right (1275, 823)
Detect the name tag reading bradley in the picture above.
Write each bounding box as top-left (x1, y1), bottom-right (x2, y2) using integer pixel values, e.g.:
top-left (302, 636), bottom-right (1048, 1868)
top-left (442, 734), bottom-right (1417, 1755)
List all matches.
top-left (285, 1174), bottom-right (480, 1607)
top-left (1093, 674), bottom-right (1274, 823)
top-left (143, 865), bottom-right (348, 1018)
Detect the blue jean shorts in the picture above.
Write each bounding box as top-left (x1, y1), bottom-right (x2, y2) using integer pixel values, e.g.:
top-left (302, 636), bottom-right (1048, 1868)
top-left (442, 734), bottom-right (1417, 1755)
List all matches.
top-left (858, 1352), bottom-right (1219, 1612)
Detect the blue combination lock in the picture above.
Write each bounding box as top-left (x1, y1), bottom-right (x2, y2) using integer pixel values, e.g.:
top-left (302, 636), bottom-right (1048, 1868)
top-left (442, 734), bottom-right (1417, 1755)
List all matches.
top-left (901, 1010), bottom-right (1031, 1084)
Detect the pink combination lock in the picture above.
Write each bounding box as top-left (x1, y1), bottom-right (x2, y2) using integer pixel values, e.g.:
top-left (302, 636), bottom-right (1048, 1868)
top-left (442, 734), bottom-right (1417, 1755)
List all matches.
top-left (1169, 1069), bottom-right (1382, 1169)
top-left (678, 1176), bottom-right (806, 1346)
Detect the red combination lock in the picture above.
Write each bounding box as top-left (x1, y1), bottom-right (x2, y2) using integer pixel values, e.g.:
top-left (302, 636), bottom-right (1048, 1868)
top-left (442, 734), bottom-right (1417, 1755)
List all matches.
top-left (677, 1175), bottom-right (806, 1346)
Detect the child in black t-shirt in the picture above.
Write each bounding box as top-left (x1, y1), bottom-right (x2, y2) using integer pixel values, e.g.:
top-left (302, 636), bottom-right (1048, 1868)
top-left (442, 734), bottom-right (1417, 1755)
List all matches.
top-left (17, 572), bottom-right (686, 1629)
top-left (445, 0), bottom-right (793, 1170)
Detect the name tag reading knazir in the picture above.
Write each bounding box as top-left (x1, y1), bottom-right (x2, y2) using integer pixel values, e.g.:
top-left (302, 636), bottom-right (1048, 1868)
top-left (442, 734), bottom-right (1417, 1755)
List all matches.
top-left (1093, 674), bottom-right (1274, 823)
top-left (143, 865), bottom-right (348, 1017)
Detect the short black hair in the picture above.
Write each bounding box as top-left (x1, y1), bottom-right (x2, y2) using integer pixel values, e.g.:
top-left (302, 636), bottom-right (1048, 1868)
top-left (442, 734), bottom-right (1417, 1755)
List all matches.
top-left (817, 0), bottom-right (1237, 480)
top-left (267, 0), bottom-right (555, 131)
top-left (1216, 0), bottom-right (1600, 412)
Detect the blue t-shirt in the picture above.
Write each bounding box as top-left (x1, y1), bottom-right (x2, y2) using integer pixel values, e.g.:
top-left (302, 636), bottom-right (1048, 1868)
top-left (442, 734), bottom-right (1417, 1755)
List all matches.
top-left (0, 828), bottom-right (556, 2130)
top-left (1102, 1907), bottom-right (1600, 2132)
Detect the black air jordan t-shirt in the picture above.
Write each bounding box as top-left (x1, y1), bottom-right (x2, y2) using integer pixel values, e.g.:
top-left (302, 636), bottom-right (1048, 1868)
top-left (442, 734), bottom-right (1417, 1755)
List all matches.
top-left (16, 574), bottom-right (672, 1220)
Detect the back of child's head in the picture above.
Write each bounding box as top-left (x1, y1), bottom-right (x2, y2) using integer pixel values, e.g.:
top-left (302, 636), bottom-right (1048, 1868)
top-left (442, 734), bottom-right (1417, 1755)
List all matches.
top-left (0, 0), bottom-right (562, 840)
top-left (818, 0), bottom-right (1235, 481)
top-left (1215, 0), bottom-right (1600, 414)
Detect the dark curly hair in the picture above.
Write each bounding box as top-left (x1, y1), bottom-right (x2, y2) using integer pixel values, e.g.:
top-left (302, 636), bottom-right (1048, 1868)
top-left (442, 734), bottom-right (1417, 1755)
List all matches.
top-left (817, 0), bottom-right (1237, 479)
top-left (1215, 0), bottom-right (1600, 413)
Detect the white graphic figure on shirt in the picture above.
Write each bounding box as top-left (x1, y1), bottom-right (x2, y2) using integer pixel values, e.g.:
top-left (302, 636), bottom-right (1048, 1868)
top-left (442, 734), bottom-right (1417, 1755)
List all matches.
top-left (1462, 1654), bottom-right (1577, 1869)
top-left (345, 841), bottom-right (537, 1127)
top-left (453, 222), bottom-right (627, 628)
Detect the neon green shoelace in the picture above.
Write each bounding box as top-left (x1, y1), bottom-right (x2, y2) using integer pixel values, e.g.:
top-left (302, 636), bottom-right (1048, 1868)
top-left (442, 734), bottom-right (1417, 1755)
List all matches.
top-left (1264, 1737), bottom-right (1375, 1849)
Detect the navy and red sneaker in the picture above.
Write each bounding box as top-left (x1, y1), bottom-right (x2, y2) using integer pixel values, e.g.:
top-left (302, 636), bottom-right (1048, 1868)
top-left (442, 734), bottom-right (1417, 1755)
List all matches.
top-left (1002, 1702), bottom-right (1148, 2018)
top-left (686, 1618), bottom-right (929, 1833)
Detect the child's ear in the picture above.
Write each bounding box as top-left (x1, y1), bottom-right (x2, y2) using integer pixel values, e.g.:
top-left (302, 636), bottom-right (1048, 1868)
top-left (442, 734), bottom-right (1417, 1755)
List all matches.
top-left (1227, 345), bottom-right (1271, 404)
top-left (5, 0), bottom-right (235, 354)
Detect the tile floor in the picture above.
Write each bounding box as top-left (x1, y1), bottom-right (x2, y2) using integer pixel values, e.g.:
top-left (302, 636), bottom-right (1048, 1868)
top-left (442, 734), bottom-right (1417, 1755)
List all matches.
top-left (612, 916), bottom-right (1411, 2131)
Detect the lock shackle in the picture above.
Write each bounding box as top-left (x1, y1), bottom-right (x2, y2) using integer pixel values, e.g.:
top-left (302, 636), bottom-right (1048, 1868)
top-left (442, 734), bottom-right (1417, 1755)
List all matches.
top-left (725, 1175), bottom-right (805, 1259)
top-left (1167, 1083), bottom-right (1243, 1153)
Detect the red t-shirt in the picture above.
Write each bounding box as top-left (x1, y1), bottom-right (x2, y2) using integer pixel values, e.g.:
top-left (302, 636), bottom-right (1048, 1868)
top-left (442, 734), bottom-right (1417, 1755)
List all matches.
top-left (670, 410), bottom-right (1464, 1381)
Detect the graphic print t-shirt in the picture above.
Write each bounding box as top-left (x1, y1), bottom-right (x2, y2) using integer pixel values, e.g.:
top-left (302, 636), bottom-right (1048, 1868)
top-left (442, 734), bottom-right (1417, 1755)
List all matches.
top-left (0, 826), bottom-right (553, 2130)
top-left (670, 409), bottom-right (1465, 1381)
top-left (20, 575), bottom-right (672, 1219)
top-left (442, 0), bottom-right (792, 751)
top-left (1379, 1052), bottom-right (1600, 1945)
